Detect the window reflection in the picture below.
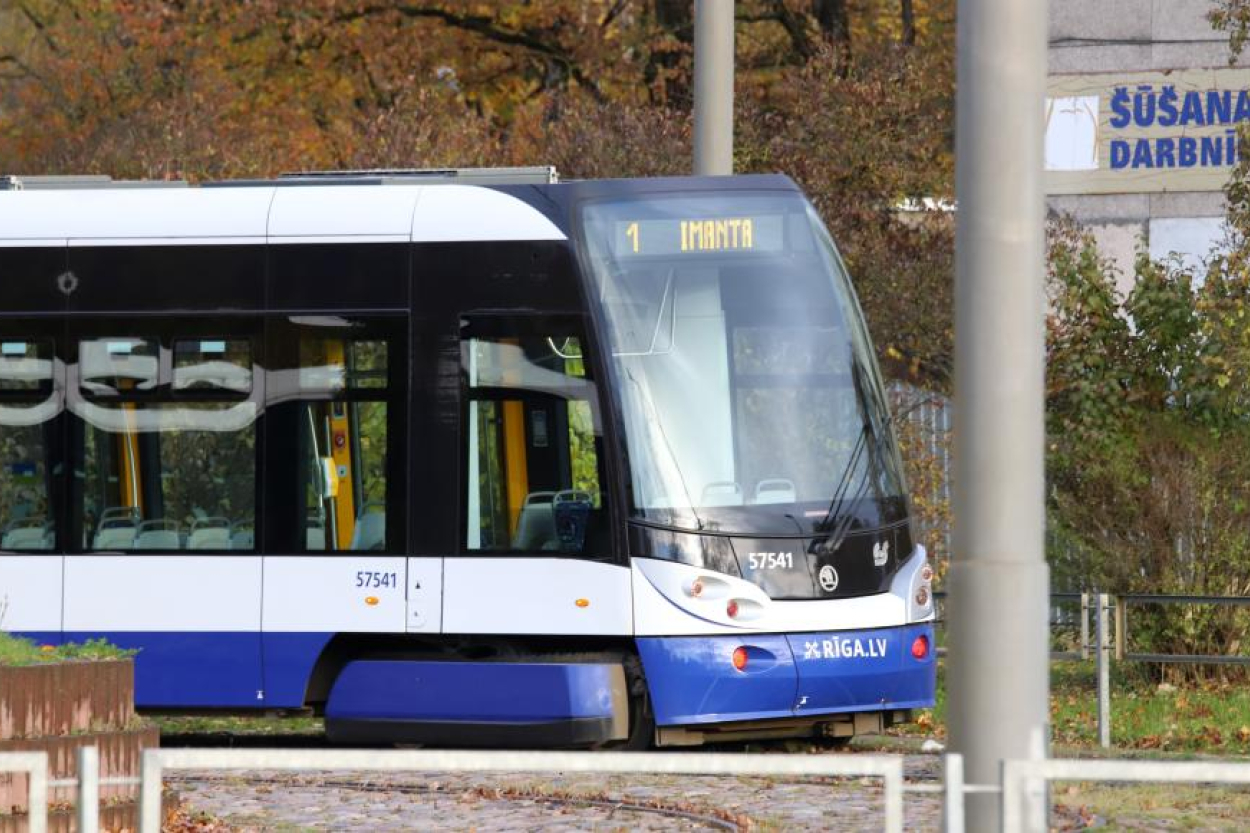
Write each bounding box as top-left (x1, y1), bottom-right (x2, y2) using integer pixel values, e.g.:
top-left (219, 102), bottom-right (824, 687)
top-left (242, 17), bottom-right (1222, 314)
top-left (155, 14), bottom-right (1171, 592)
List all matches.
top-left (463, 330), bottom-right (606, 555)
top-left (0, 338), bottom-right (59, 552)
top-left (288, 326), bottom-right (393, 553)
top-left (0, 422), bottom-right (53, 551)
top-left (79, 404), bottom-right (257, 552)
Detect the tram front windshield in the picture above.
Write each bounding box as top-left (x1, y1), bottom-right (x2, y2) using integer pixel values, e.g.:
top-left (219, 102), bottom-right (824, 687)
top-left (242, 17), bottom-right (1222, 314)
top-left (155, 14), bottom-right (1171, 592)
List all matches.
top-left (580, 191), bottom-right (906, 537)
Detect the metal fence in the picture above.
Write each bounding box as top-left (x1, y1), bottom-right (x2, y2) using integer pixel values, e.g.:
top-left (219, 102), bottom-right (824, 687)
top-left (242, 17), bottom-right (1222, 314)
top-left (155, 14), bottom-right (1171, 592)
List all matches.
top-left (888, 382), bottom-right (952, 558)
top-left (940, 590), bottom-right (1250, 748)
top-left (1001, 756), bottom-right (1250, 833)
top-left (2, 747), bottom-right (914, 833)
top-left (11, 745), bottom-right (1250, 832)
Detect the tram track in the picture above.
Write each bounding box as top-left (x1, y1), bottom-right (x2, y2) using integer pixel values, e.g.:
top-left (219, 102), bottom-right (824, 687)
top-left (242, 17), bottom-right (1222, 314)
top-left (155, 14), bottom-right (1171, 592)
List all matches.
top-left (160, 734), bottom-right (947, 830)
top-left (169, 772), bottom-right (745, 830)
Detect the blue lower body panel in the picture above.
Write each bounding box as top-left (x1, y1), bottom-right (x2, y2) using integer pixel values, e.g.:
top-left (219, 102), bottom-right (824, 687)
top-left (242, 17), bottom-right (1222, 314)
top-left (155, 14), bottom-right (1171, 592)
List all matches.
top-left (263, 632), bottom-right (334, 707)
top-left (637, 624), bottom-right (935, 726)
top-left (327, 660), bottom-right (619, 722)
top-left (61, 631), bottom-right (262, 708)
top-left (325, 660), bottom-right (627, 746)
top-left (31, 631), bottom-right (332, 710)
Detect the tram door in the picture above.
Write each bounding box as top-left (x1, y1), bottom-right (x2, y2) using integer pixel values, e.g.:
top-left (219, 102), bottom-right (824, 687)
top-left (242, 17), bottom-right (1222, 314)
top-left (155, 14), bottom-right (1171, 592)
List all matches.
top-left (259, 315), bottom-right (415, 705)
top-left (444, 314), bottom-right (627, 635)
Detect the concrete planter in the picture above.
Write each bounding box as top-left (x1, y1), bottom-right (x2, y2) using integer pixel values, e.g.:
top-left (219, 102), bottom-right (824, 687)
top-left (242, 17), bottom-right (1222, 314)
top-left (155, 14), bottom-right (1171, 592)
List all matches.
top-left (0, 659), bottom-right (158, 829)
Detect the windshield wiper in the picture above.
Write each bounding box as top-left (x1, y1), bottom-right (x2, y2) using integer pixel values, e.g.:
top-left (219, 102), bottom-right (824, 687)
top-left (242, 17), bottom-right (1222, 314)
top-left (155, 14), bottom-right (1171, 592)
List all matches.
top-left (814, 358), bottom-right (893, 552)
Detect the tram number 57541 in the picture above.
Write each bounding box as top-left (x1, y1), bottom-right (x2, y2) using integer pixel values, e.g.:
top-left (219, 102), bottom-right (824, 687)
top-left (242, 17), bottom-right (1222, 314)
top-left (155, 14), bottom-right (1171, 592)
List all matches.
top-left (747, 552), bottom-right (793, 570)
top-left (355, 571), bottom-right (398, 589)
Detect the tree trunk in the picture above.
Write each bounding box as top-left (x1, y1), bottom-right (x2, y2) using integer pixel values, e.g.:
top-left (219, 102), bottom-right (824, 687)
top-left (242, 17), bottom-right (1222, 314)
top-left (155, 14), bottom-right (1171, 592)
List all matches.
top-left (901, 0), bottom-right (917, 46)
top-left (647, 0), bottom-right (695, 105)
top-left (814, 0), bottom-right (851, 46)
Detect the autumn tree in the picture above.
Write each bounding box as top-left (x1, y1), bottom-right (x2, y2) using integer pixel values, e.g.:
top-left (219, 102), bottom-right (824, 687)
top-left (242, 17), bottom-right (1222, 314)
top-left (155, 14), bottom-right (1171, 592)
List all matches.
top-left (0, 0), bottom-right (956, 389)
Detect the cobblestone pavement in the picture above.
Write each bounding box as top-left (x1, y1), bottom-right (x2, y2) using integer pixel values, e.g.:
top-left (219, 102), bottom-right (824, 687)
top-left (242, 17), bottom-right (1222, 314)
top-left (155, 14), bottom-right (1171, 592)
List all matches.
top-left (171, 755), bottom-right (945, 831)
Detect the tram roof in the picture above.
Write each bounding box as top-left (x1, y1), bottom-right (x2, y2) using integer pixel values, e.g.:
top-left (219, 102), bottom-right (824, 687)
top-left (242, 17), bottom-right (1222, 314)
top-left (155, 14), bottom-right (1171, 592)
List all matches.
top-left (0, 169), bottom-right (800, 247)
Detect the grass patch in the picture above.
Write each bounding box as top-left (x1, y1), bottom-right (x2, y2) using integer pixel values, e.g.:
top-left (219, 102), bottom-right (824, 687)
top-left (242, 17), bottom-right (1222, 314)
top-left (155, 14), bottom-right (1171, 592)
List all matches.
top-left (1053, 782), bottom-right (1250, 830)
top-left (152, 713), bottom-right (324, 736)
top-left (0, 631), bottom-right (137, 666)
top-left (892, 659), bottom-right (1250, 756)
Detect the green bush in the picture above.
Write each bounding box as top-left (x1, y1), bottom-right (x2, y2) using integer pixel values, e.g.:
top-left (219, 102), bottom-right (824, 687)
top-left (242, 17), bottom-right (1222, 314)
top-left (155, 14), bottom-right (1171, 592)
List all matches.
top-left (0, 632), bottom-right (137, 666)
top-left (1046, 219), bottom-right (1250, 680)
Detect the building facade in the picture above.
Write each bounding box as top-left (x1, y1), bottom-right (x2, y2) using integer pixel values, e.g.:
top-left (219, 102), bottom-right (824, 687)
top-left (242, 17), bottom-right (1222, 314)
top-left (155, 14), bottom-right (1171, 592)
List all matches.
top-left (1047, 0), bottom-right (1248, 291)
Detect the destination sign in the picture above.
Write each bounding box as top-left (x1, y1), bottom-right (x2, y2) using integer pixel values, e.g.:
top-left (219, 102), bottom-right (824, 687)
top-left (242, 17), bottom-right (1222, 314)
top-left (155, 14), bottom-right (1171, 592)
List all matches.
top-left (612, 215), bottom-right (785, 257)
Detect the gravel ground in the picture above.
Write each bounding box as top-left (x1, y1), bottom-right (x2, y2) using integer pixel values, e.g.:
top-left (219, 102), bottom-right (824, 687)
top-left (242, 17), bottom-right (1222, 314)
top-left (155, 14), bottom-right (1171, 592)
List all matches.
top-left (171, 756), bottom-right (946, 831)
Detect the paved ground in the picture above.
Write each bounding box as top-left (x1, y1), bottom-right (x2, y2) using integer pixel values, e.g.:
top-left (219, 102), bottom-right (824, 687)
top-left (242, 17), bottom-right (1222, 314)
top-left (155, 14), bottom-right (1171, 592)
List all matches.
top-left (171, 756), bottom-right (946, 831)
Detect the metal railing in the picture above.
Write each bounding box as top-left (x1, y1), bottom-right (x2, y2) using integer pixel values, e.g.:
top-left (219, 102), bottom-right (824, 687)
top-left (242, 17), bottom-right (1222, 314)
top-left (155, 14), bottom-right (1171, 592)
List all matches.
top-left (938, 590), bottom-right (1250, 748)
top-left (1112, 593), bottom-right (1250, 665)
top-left (10, 744), bottom-right (1250, 832)
top-left (1001, 756), bottom-right (1250, 833)
top-left (1, 747), bottom-right (914, 833)
top-left (1063, 592), bottom-right (1250, 748)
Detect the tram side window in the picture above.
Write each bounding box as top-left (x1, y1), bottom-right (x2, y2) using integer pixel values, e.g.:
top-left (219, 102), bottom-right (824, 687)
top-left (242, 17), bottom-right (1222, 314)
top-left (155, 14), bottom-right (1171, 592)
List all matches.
top-left (297, 336), bottom-right (391, 552)
top-left (463, 328), bottom-right (607, 555)
top-left (78, 404), bottom-right (257, 552)
top-left (0, 340), bottom-right (57, 551)
top-left (75, 336), bottom-right (258, 553)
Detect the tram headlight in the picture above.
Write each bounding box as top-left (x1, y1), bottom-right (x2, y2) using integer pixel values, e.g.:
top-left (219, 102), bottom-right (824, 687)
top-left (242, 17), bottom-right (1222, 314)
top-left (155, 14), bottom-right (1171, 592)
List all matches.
top-left (689, 578), bottom-right (705, 598)
top-left (915, 586), bottom-right (930, 607)
top-left (920, 563), bottom-right (934, 583)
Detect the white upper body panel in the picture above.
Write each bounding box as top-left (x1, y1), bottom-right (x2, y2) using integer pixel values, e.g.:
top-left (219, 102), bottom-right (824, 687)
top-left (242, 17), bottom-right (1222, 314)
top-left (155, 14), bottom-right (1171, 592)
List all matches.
top-left (268, 184), bottom-right (421, 243)
top-left (0, 187), bottom-right (275, 246)
top-left (263, 555), bottom-right (407, 633)
top-left (62, 555), bottom-right (262, 631)
top-left (0, 554), bottom-right (62, 631)
top-left (0, 184), bottom-right (566, 246)
top-left (442, 557), bottom-right (631, 636)
top-left (409, 185), bottom-right (565, 242)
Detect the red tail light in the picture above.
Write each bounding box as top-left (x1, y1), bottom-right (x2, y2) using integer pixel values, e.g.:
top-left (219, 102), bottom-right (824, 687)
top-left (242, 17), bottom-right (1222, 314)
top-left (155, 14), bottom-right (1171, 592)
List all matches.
top-left (911, 634), bottom-right (930, 660)
top-left (732, 646), bottom-right (749, 671)
top-left (726, 599), bottom-right (740, 619)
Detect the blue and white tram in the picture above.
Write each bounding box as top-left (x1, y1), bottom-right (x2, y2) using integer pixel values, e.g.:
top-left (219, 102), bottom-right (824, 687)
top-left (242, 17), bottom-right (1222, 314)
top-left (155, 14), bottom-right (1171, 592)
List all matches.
top-left (0, 169), bottom-right (935, 747)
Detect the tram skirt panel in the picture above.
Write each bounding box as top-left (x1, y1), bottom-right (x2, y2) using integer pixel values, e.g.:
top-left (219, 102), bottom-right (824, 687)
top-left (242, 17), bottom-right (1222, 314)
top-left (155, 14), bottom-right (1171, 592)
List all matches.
top-left (324, 660), bottom-right (629, 747)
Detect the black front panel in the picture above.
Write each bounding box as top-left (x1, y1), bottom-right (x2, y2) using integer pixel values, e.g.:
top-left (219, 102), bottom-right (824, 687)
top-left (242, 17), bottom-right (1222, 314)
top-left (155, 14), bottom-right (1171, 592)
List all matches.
top-left (630, 520), bottom-right (912, 600)
top-left (732, 523), bottom-right (909, 600)
top-left (66, 246), bottom-right (264, 312)
top-left (269, 243), bottom-right (408, 310)
top-left (0, 247), bottom-right (68, 313)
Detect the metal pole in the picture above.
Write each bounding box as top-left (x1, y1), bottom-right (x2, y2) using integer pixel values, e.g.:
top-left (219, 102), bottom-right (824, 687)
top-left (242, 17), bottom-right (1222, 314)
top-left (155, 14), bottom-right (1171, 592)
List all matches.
top-left (948, 0), bottom-right (1050, 828)
top-left (943, 753), bottom-right (965, 833)
top-left (1097, 593), bottom-right (1111, 748)
top-left (693, 0), bottom-right (733, 175)
top-left (139, 750), bottom-right (163, 833)
top-left (1115, 595), bottom-right (1127, 660)
top-left (77, 746), bottom-right (99, 833)
top-left (1080, 592), bottom-right (1090, 660)
top-left (27, 754), bottom-right (48, 833)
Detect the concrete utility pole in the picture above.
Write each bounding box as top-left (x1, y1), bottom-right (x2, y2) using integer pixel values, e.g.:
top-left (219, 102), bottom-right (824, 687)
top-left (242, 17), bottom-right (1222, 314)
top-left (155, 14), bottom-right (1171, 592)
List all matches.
top-left (693, 0), bottom-right (734, 176)
top-left (948, 0), bottom-right (1050, 829)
